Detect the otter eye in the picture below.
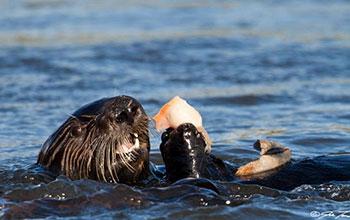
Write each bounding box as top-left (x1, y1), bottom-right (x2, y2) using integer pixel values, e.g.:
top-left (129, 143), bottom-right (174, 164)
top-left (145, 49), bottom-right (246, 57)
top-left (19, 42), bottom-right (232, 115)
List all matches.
top-left (130, 106), bottom-right (138, 116)
top-left (116, 111), bottom-right (128, 123)
top-left (71, 126), bottom-right (82, 137)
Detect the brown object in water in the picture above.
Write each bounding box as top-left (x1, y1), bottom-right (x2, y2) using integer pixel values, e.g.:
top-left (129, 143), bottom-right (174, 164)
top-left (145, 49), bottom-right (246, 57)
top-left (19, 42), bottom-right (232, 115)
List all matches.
top-left (235, 140), bottom-right (291, 177)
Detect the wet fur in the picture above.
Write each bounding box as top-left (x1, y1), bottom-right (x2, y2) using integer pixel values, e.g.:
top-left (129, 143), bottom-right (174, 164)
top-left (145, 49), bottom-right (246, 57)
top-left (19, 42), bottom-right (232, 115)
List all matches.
top-left (160, 123), bottom-right (350, 190)
top-left (160, 123), bottom-right (236, 182)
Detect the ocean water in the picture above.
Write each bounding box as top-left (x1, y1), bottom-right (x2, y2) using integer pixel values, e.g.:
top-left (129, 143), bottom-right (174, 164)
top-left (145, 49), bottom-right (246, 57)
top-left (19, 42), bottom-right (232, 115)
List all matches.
top-left (0, 0), bottom-right (349, 219)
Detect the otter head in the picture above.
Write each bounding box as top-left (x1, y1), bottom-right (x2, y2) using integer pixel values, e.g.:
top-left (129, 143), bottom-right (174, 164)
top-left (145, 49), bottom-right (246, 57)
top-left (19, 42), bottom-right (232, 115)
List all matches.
top-left (37, 95), bottom-right (150, 184)
top-left (160, 123), bottom-right (209, 182)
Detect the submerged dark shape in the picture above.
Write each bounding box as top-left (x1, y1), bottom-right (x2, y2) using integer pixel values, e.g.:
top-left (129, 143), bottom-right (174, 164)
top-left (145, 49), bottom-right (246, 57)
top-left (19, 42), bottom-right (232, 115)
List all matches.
top-left (37, 96), bottom-right (150, 184)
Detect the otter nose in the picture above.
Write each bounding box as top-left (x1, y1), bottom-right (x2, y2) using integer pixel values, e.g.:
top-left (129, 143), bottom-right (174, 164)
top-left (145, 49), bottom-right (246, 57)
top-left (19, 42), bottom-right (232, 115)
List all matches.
top-left (115, 109), bottom-right (134, 125)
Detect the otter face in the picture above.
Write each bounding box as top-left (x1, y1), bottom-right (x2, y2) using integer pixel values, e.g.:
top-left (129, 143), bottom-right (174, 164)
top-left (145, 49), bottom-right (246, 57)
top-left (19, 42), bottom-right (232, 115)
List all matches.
top-left (37, 96), bottom-right (150, 184)
top-left (160, 123), bottom-right (208, 182)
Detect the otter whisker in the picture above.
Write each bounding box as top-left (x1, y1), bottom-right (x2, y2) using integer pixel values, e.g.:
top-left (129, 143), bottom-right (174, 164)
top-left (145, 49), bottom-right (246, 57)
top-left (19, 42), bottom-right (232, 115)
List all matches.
top-left (88, 136), bottom-right (101, 179)
top-left (79, 130), bottom-right (99, 179)
top-left (111, 138), bottom-right (120, 182)
top-left (120, 138), bottom-right (138, 172)
top-left (78, 146), bottom-right (89, 179)
top-left (68, 141), bottom-right (79, 177)
top-left (119, 152), bottom-right (128, 170)
top-left (105, 138), bottom-right (117, 183)
top-left (127, 99), bottom-right (133, 107)
top-left (63, 139), bottom-right (76, 177)
top-left (46, 122), bottom-right (74, 167)
top-left (128, 151), bottom-right (137, 162)
top-left (97, 138), bottom-right (108, 182)
top-left (69, 130), bottom-right (91, 178)
top-left (119, 146), bottom-right (136, 173)
top-left (124, 152), bottom-right (137, 172)
top-left (80, 124), bottom-right (98, 178)
top-left (78, 143), bottom-right (90, 179)
top-left (93, 137), bottom-right (103, 181)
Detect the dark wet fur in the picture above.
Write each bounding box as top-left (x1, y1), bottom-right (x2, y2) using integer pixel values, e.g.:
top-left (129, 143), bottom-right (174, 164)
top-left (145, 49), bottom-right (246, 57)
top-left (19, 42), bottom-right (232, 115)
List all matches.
top-left (37, 96), bottom-right (150, 184)
top-left (160, 123), bottom-right (236, 183)
top-left (160, 123), bottom-right (350, 191)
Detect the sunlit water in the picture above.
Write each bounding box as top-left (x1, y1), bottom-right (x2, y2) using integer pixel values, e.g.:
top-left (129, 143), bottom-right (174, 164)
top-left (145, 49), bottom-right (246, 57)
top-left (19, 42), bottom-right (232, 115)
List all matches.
top-left (0, 0), bottom-right (349, 219)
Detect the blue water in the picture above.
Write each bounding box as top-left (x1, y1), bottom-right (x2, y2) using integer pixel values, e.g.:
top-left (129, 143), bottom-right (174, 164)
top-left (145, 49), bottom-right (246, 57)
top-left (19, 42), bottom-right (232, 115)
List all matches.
top-left (0, 0), bottom-right (350, 219)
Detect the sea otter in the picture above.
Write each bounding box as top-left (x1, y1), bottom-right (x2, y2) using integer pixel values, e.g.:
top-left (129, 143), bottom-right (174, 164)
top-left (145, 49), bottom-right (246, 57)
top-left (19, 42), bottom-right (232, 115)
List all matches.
top-left (37, 96), bottom-right (150, 185)
top-left (37, 95), bottom-right (350, 190)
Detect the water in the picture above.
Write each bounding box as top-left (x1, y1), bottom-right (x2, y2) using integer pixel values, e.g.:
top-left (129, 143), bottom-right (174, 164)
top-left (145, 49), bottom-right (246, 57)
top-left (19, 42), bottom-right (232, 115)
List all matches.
top-left (0, 0), bottom-right (350, 219)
